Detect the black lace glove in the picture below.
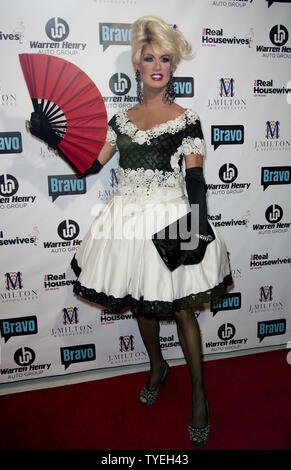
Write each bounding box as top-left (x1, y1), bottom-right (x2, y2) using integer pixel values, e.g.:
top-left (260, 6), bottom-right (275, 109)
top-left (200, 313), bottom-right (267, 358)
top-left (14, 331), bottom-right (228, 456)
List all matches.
top-left (29, 112), bottom-right (60, 150)
top-left (82, 159), bottom-right (103, 176)
top-left (183, 166), bottom-right (212, 264)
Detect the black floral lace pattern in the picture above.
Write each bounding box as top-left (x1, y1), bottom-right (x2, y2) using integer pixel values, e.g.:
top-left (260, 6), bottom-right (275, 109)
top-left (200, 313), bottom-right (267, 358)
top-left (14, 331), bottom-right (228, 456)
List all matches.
top-left (71, 256), bottom-right (233, 319)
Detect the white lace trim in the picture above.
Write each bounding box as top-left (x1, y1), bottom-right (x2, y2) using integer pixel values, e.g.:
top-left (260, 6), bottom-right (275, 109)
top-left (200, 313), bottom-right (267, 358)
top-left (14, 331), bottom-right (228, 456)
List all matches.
top-left (106, 125), bottom-right (117, 146)
top-left (115, 106), bottom-right (201, 146)
top-left (170, 137), bottom-right (206, 170)
top-left (115, 166), bottom-right (183, 196)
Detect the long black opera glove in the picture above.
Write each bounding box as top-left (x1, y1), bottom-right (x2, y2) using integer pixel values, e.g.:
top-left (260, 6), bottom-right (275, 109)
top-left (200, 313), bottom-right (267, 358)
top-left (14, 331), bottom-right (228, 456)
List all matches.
top-left (29, 112), bottom-right (60, 150)
top-left (82, 159), bottom-right (103, 176)
top-left (183, 166), bottom-right (211, 265)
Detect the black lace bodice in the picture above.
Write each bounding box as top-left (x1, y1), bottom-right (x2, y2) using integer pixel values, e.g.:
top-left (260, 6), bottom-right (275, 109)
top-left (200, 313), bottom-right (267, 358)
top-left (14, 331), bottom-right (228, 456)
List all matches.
top-left (106, 107), bottom-right (206, 193)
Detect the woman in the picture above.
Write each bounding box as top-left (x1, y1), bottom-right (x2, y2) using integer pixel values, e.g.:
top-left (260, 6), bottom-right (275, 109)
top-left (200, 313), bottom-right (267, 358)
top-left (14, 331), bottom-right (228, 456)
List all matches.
top-left (71, 16), bottom-right (232, 448)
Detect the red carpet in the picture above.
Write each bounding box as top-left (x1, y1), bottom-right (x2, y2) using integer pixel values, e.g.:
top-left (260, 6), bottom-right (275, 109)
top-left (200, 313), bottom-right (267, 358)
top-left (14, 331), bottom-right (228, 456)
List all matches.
top-left (0, 349), bottom-right (290, 451)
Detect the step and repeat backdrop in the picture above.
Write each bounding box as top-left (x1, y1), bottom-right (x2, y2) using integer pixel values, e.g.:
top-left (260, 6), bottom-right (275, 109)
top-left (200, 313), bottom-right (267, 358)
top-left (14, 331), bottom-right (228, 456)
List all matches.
top-left (0, 0), bottom-right (290, 384)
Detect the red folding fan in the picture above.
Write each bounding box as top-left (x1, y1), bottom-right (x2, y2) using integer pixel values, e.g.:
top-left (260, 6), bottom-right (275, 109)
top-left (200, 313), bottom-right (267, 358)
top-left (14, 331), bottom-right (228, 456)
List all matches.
top-left (19, 53), bottom-right (107, 176)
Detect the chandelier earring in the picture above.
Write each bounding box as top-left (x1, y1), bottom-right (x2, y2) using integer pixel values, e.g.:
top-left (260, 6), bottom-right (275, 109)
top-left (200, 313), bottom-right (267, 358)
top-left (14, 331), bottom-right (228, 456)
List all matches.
top-left (164, 71), bottom-right (176, 104)
top-left (135, 69), bottom-right (143, 104)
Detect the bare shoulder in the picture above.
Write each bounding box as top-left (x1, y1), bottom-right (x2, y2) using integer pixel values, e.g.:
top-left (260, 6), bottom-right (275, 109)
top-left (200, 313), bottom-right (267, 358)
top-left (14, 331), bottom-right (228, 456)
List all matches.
top-left (127, 104), bottom-right (142, 117)
top-left (168, 103), bottom-right (187, 119)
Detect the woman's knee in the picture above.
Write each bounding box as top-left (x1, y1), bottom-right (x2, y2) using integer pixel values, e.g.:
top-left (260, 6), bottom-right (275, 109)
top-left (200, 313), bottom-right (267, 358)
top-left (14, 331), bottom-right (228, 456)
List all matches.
top-left (173, 308), bottom-right (192, 326)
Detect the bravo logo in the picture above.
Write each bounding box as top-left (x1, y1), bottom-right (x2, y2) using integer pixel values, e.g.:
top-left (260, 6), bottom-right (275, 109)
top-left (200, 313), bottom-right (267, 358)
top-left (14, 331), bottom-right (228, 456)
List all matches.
top-left (99, 23), bottom-right (132, 51)
top-left (211, 125), bottom-right (244, 150)
top-left (60, 344), bottom-right (96, 369)
top-left (257, 319), bottom-right (286, 342)
top-left (0, 315), bottom-right (38, 343)
top-left (0, 132), bottom-right (22, 154)
top-left (173, 77), bottom-right (194, 98)
top-left (48, 174), bottom-right (86, 202)
top-left (261, 166), bottom-right (291, 190)
top-left (211, 292), bottom-right (241, 316)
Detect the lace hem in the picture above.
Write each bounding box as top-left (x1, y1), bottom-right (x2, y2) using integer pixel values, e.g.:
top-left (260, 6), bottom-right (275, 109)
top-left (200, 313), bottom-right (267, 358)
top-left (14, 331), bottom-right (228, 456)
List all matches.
top-left (71, 256), bottom-right (233, 318)
top-left (115, 107), bottom-right (200, 146)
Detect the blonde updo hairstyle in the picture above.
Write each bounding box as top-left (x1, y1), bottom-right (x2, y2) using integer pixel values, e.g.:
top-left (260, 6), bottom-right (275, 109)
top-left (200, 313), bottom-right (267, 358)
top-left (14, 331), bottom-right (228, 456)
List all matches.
top-left (131, 16), bottom-right (192, 71)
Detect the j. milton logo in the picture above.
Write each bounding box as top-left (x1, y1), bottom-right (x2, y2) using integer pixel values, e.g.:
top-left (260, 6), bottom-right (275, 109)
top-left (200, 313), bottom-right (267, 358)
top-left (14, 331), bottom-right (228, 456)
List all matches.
top-left (0, 315), bottom-right (38, 343)
top-left (30, 17), bottom-right (87, 55)
top-left (250, 252), bottom-right (291, 269)
top-left (48, 174), bottom-right (86, 202)
top-left (60, 344), bottom-right (96, 370)
top-left (261, 166), bottom-right (291, 191)
top-left (257, 319), bottom-right (286, 342)
top-left (51, 307), bottom-right (93, 338)
top-left (119, 335), bottom-right (134, 352)
top-left (207, 78), bottom-right (246, 111)
top-left (207, 163), bottom-right (251, 196)
top-left (254, 121), bottom-right (290, 152)
top-left (211, 125), bottom-right (244, 150)
top-left (95, 168), bottom-right (117, 202)
top-left (205, 323), bottom-right (248, 353)
top-left (1, 272), bottom-right (38, 303)
top-left (211, 293), bottom-right (241, 316)
top-left (252, 204), bottom-right (291, 235)
top-left (108, 335), bottom-right (147, 365)
top-left (256, 24), bottom-right (291, 58)
top-left (99, 23), bottom-right (132, 51)
top-left (201, 27), bottom-right (250, 47)
top-left (249, 285), bottom-right (284, 314)
top-left (0, 347), bottom-right (51, 381)
top-left (253, 79), bottom-right (291, 97)
top-left (0, 174), bottom-right (36, 210)
top-left (43, 220), bottom-right (81, 254)
top-left (0, 88), bottom-right (17, 106)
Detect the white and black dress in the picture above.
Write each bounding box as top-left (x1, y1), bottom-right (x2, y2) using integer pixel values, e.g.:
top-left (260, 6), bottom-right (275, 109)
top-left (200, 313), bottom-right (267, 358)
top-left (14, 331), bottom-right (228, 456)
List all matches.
top-left (71, 107), bottom-right (232, 318)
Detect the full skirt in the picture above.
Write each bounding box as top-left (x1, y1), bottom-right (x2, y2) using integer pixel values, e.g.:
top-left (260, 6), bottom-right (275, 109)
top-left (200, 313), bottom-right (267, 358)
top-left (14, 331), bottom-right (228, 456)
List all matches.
top-left (71, 186), bottom-right (232, 318)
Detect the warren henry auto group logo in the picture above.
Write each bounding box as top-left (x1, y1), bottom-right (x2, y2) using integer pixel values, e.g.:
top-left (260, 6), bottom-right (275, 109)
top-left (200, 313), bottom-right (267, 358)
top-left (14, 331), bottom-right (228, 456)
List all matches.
top-left (207, 163), bottom-right (251, 196)
top-left (256, 24), bottom-right (291, 58)
top-left (43, 219), bottom-right (81, 254)
top-left (205, 323), bottom-right (248, 353)
top-left (0, 174), bottom-right (36, 210)
top-left (30, 17), bottom-right (87, 55)
top-left (0, 347), bottom-right (51, 380)
top-left (252, 204), bottom-right (291, 235)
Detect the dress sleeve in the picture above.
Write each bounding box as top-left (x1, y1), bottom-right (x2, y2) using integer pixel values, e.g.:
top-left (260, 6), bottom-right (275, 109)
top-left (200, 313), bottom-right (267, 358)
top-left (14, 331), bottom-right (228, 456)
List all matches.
top-left (179, 110), bottom-right (206, 158)
top-left (105, 114), bottom-right (118, 148)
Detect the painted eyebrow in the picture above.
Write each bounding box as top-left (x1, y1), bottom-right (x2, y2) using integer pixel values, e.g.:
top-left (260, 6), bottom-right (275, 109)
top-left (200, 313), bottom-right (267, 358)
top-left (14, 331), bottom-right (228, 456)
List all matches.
top-left (143, 53), bottom-right (170, 58)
